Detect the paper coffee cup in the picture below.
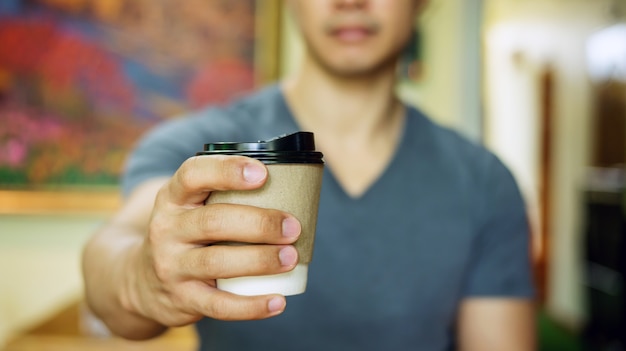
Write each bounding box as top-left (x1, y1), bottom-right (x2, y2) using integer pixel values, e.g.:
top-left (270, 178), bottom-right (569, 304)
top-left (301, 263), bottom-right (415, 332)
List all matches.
top-left (196, 132), bottom-right (324, 296)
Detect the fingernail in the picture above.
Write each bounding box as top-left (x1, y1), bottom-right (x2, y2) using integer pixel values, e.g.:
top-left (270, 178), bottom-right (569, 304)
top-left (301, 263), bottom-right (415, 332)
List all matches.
top-left (282, 217), bottom-right (301, 238)
top-left (279, 246), bottom-right (298, 266)
top-left (268, 297), bottom-right (285, 313)
top-left (243, 163), bottom-right (266, 184)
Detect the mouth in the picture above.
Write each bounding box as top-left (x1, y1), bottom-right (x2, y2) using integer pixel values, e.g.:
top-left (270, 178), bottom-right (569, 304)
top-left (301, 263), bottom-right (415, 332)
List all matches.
top-left (325, 17), bottom-right (380, 43)
top-left (330, 26), bottom-right (375, 42)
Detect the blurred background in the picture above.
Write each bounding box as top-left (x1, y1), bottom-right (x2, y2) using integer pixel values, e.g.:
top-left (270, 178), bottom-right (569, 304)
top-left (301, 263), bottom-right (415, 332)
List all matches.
top-left (0, 0), bottom-right (624, 350)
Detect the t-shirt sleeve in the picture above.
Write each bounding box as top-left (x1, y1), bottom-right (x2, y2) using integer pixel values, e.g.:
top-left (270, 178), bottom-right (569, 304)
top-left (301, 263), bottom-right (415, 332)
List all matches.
top-left (462, 155), bottom-right (535, 298)
top-left (121, 118), bottom-right (194, 197)
top-left (120, 87), bottom-right (289, 197)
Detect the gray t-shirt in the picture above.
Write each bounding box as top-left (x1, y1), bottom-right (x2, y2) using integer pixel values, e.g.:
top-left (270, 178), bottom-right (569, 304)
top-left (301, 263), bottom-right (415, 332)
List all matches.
top-left (123, 85), bottom-right (534, 351)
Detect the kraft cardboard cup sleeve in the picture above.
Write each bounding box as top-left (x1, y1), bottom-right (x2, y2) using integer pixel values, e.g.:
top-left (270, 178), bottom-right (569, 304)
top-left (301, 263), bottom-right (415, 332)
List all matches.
top-left (196, 132), bottom-right (324, 296)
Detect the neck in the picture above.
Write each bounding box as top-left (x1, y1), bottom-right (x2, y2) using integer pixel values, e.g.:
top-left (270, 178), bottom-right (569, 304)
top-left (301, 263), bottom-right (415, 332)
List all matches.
top-left (282, 54), bottom-right (404, 141)
top-left (281, 54), bottom-right (406, 197)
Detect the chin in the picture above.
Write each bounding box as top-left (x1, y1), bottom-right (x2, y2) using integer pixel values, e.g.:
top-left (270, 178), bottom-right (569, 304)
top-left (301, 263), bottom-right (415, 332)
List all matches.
top-left (328, 67), bottom-right (380, 78)
top-left (308, 45), bottom-right (401, 79)
top-left (320, 58), bottom-right (397, 79)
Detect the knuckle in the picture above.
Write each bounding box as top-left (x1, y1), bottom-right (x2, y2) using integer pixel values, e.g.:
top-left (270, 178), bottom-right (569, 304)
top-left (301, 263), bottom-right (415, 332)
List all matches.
top-left (215, 155), bottom-right (230, 175)
top-left (154, 183), bottom-right (168, 205)
top-left (207, 298), bottom-right (233, 320)
top-left (257, 210), bottom-right (281, 236)
top-left (152, 256), bottom-right (174, 282)
top-left (256, 247), bottom-right (278, 271)
top-left (158, 299), bottom-right (199, 327)
top-left (146, 218), bottom-right (177, 282)
top-left (216, 156), bottom-right (241, 186)
top-left (200, 205), bottom-right (225, 234)
top-left (179, 155), bottom-right (242, 192)
top-left (176, 157), bottom-right (200, 191)
top-left (147, 212), bottom-right (170, 244)
top-left (203, 248), bottom-right (227, 276)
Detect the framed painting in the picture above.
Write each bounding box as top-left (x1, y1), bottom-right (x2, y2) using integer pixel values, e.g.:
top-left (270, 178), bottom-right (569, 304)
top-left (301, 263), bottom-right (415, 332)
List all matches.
top-left (0, 0), bottom-right (282, 214)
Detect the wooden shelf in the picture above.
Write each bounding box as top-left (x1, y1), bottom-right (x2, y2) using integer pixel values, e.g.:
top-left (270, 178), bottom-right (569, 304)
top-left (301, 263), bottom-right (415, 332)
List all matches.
top-left (0, 190), bottom-right (121, 215)
top-left (2, 302), bottom-right (197, 351)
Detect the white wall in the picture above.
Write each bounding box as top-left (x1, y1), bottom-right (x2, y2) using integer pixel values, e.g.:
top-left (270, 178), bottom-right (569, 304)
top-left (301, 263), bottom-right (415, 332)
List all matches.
top-left (484, 0), bottom-right (615, 329)
top-left (0, 215), bottom-right (106, 346)
top-left (397, 0), bottom-right (466, 130)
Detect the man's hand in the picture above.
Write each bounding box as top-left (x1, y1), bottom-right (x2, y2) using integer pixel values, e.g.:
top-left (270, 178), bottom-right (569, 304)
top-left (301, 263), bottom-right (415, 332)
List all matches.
top-left (83, 155), bottom-right (301, 339)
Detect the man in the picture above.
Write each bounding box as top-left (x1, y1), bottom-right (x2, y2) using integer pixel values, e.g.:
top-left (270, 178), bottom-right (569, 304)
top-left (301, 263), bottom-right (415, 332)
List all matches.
top-left (82, 0), bottom-right (536, 350)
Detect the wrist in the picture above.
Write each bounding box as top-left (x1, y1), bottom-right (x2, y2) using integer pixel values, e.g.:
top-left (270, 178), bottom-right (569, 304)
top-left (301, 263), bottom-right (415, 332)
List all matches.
top-left (114, 240), bottom-right (168, 338)
top-left (118, 241), bottom-right (149, 317)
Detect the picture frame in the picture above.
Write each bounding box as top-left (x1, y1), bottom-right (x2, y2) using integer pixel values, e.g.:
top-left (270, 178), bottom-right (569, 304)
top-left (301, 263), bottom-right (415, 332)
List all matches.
top-left (0, 0), bottom-right (283, 214)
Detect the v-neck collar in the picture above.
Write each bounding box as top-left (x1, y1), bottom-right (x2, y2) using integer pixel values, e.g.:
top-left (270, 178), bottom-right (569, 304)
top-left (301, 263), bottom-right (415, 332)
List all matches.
top-left (273, 85), bottom-right (415, 202)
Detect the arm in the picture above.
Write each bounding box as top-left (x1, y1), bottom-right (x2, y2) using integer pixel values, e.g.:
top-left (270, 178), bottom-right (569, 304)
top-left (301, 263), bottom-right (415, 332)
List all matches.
top-left (82, 177), bottom-right (169, 339)
top-left (82, 156), bottom-right (301, 340)
top-left (457, 298), bottom-right (536, 351)
top-left (456, 154), bottom-right (536, 350)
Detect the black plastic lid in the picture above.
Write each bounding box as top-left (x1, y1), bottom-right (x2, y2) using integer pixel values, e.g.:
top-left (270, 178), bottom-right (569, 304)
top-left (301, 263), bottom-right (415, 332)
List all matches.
top-left (196, 132), bottom-right (324, 165)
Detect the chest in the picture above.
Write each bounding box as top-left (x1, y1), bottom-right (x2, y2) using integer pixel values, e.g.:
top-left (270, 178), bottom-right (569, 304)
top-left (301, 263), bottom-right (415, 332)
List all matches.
top-left (296, 168), bottom-right (479, 322)
top-left (318, 138), bottom-right (398, 198)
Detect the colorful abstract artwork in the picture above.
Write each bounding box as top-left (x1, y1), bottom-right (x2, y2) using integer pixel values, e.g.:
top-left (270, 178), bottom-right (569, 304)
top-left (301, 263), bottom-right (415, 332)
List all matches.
top-left (0, 0), bottom-right (263, 188)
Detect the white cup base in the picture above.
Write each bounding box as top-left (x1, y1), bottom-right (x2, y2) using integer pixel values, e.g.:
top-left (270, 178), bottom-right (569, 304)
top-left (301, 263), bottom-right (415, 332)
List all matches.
top-left (216, 264), bottom-right (308, 296)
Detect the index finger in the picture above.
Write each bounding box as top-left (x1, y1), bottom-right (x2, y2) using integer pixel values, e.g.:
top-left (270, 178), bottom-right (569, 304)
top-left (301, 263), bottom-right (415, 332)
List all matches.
top-left (164, 155), bottom-right (267, 206)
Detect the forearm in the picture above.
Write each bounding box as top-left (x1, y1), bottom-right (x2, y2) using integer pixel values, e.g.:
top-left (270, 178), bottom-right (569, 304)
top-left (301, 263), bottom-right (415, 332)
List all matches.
top-left (80, 166), bottom-right (288, 338)
top-left (82, 222), bottom-right (167, 340)
top-left (457, 298), bottom-right (536, 351)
